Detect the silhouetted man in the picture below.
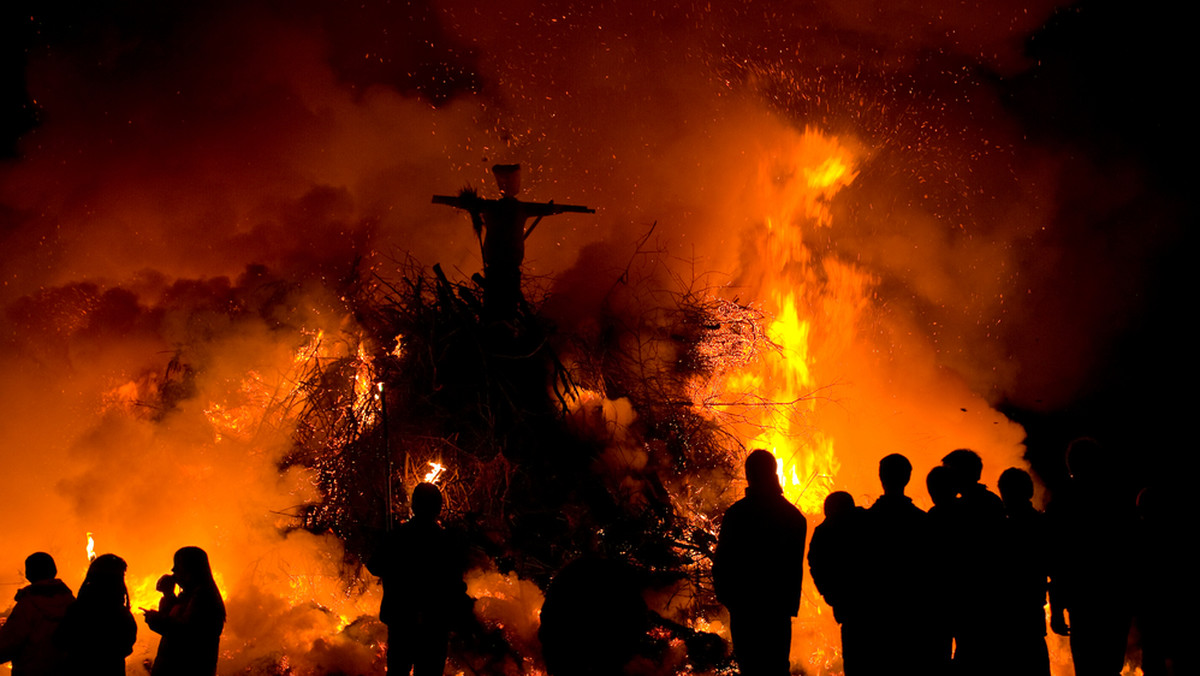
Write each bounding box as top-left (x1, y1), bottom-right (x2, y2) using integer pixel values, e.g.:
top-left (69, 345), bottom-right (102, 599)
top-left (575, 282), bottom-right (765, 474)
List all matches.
top-left (713, 449), bottom-right (807, 676)
top-left (863, 453), bottom-right (939, 675)
top-left (940, 448), bottom-right (1006, 676)
top-left (996, 467), bottom-right (1051, 676)
top-left (433, 164), bottom-right (594, 320)
top-left (808, 491), bottom-right (868, 675)
top-left (1048, 438), bottom-right (1136, 676)
top-left (368, 482), bottom-right (467, 676)
top-left (924, 465), bottom-right (959, 671)
top-left (0, 552), bottom-right (74, 676)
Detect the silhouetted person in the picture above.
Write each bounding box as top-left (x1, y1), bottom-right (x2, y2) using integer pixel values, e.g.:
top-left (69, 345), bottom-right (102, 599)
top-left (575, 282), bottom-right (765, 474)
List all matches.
top-left (56, 553), bottom-right (137, 676)
top-left (924, 465), bottom-right (959, 671)
top-left (538, 555), bottom-right (649, 676)
top-left (1134, 485), bottom-right (1194, 676)
top-left (1048, 438), bottom-right (1136, 676)
top-left (0, 553), bottom-right (74, 676)
top-left (145, 546), bottom-right (226, 676)
top-left (996, 467), bottom-right (1051, 676)
top-left (939, 449), bottom-right (1005, 674)
top-left (925, 465), bottom-right (957, 516)
top-left (368, 482), bottom-right (467, 676)
top-left (713, 449), bottom-right (807, 676)
top-left (808, 491), bottom-right (869, 675)
top-left (433, 164), bottom-right (594, 320)
top-left (863, 453), bottom-right (939, 675)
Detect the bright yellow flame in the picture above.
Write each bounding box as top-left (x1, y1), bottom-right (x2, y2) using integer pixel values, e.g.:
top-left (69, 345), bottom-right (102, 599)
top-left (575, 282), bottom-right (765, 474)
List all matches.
top-left (86, 532), bottom-right (96, 563)
top-left (423, 461), bottom-right (445, 483)
top-left (715, 127), bottom-right (862, 515)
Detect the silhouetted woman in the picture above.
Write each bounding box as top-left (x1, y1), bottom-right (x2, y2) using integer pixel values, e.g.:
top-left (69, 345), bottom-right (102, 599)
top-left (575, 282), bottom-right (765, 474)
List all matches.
top-left (57, 553), bottom-right (138, 675)
top-left (145, 547), bottom-right (225, 676)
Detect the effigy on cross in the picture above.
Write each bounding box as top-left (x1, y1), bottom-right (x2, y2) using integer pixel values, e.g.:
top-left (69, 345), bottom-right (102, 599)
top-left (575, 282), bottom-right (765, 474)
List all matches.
top-left (433, 164), bottom-right (595, 320)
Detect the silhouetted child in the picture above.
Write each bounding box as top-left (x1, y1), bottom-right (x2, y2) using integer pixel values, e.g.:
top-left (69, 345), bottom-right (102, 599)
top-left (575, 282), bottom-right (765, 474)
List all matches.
top-left (56, 553), bottom-right (137, 676)
top-left (1047, 438), bottom-right (1136, 676)
top-left (368, 482), bottom-right (467, 676)
top-left (713, 449), bottom-right (807, 676)
top-left (808, 491), bottom-right (869, 675)
top-left (996, 467), bottom-right (1051, 676)
top-left (0, 552), bottom-right (74, 676)
top-left (145, 546), bottom-right (226, 676)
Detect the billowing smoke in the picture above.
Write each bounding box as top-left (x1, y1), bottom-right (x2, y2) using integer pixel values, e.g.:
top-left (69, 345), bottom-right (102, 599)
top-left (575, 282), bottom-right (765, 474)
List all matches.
top-left (1, 0), bottom-right (1185, 673)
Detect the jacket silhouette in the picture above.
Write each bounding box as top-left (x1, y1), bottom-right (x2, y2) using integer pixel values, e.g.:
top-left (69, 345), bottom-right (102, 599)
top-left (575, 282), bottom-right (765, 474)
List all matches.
top-left (0, 553), bottom-right (74, 676)
top-left (368, 482), bottom-right (467, 676)
top-left (1047, 439), bottom-right (1135, 676)
top-left (940, 449), bottom-right (1006, 675)
top-left (995, 468), bottom-right (1051, 676)
top-left (862, 454), bottom-right (938, 675)
top-left (808, 491), bottom-right (870, 675)
top-left (713, 449), bottom-right (807, 676)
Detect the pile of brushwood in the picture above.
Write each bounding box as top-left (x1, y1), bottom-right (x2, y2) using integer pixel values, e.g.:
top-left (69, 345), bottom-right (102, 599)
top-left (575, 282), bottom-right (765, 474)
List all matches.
top-left (283, 254), bottom-right (775, 674)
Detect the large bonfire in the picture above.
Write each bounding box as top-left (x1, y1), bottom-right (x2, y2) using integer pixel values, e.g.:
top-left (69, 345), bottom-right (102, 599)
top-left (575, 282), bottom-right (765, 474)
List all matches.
top-left (2, 1), bottom-right (1180, 675)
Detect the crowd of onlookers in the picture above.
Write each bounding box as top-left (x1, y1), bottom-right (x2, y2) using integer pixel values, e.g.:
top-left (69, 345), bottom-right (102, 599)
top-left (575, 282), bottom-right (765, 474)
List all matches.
top-left (715, 439), bottom-right (1186, 676)
top-left (0, 546), bottom-right (224, 676)
top-left (4, 438), bottom-right (1183, 676)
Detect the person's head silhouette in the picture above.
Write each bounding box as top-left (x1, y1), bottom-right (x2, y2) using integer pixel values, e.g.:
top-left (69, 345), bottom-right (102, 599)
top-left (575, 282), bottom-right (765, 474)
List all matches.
top-left (24, 552), bottom-right (56, 583)
top-left (998, 467), bottom-right (1034, 508)
top-left (926, 465), bottom-right (956, 507)
top-left (823, 490), bottom-right (856, 519)
top-left (411, 482), bottom-right (443, 521)
top-left (879, 453), bottom-right (913, 495)
top-left (942, 448), bottom-right (984, 493)
top-left (745, 449), bottom-right (782, 494)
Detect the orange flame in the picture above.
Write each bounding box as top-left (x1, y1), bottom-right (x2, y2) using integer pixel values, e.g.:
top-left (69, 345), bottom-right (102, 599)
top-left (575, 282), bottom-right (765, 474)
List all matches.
top-left (718, 128), bottom-right (861, 516)
top-left (423, 461), bottom-right (446, 483)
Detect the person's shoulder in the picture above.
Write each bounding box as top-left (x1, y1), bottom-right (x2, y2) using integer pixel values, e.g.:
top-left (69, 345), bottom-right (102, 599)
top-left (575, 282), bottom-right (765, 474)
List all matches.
top-left (723, 495), bottom-right (751, 516)
top-left (15, 580), bottom-right (74, 608)
top-left (780, 496), bottom-right (806, 519)
top-left (761, 493), bottom-right (806, 529)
